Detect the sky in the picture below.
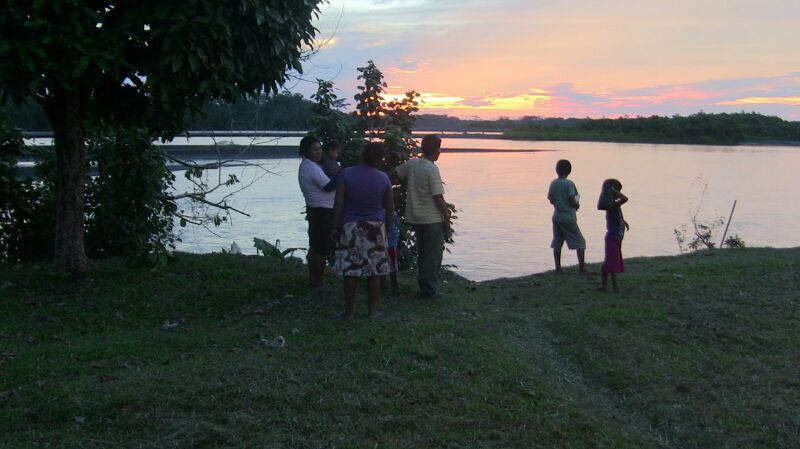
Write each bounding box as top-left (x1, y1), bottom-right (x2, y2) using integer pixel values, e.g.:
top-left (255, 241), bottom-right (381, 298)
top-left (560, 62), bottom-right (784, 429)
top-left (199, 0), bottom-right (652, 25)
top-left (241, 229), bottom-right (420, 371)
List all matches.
top-left (290, 0), bottom-right (800, 120)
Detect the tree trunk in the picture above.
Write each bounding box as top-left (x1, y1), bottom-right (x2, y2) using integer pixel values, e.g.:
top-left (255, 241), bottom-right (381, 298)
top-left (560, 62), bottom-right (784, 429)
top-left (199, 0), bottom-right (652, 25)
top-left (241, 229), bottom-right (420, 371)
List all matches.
top-left (47, 88), bottom-right (89, 274)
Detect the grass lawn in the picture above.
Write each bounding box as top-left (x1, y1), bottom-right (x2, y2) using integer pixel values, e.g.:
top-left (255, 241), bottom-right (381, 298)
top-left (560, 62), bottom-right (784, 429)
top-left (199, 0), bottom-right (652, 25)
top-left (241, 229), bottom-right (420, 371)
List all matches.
top-left (1, 248), bottom-right (798, 448)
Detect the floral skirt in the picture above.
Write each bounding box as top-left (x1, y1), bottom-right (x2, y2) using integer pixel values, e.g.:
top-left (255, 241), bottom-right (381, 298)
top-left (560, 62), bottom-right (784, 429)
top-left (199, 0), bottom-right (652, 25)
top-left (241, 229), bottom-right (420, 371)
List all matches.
top-left (333, 221), bottom-right (391, 277)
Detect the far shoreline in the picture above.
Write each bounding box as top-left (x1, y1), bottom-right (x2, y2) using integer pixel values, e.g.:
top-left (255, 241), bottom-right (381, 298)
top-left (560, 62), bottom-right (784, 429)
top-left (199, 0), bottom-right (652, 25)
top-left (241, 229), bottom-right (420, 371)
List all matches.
top-left (23, 129), bottom-right (800, 149)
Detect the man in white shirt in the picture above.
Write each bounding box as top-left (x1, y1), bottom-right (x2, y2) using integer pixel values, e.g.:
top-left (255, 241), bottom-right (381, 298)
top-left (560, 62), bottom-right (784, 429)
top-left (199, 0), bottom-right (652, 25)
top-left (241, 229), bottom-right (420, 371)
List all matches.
top-left (391, 134), bottom-right (451, 299)
top-left (297, 136), bottom-right (336, 288)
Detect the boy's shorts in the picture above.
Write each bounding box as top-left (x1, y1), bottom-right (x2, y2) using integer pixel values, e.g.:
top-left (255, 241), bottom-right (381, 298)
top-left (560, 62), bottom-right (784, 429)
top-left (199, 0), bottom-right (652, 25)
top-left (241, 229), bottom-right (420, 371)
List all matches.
top-left (551, 220), bottom-right (586, 250)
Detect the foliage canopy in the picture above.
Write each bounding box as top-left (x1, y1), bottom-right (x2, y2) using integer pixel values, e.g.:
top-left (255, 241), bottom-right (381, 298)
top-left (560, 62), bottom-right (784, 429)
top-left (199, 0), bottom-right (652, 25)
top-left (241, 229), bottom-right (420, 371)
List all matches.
top-left (0, 0), bottom-right (323, 273)
top-left (0, 0), bottom-right (321, 134)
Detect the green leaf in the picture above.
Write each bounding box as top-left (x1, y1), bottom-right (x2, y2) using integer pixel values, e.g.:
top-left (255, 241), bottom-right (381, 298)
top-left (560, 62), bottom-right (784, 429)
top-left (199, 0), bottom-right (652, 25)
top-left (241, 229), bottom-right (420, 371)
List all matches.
top-left (187, 53), bottom-right (199, 71)
top-left (170, 53), bottom-right (182, 72)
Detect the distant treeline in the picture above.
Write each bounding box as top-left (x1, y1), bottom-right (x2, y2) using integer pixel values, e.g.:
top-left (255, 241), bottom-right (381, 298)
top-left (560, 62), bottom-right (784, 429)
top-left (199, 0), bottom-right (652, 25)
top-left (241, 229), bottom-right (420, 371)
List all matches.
top-left (4, 94), bottom-right (799, 145)
top-left (2, 92), bottom-right (319, 132)
top-left (504, 113), bottom-right (800, 145)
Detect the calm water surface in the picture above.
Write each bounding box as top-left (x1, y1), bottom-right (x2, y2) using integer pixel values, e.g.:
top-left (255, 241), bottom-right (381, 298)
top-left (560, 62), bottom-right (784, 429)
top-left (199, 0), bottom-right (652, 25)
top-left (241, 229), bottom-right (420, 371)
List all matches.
top-left (174, 139), bottom-right (800, 281)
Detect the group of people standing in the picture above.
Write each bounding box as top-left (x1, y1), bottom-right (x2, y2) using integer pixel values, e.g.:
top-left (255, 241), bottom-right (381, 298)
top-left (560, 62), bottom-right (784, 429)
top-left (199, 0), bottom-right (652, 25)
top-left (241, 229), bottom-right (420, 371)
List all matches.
top-left (298, 134), bottom-right (630, 320)
top-left (297, 134), bottom-right (449, 320)
top-left (547, 159), bottom-right (630, 293)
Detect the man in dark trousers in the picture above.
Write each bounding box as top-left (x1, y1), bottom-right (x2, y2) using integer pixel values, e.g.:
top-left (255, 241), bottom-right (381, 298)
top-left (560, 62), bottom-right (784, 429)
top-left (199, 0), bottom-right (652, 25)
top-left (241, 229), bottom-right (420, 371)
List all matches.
top-left (391, 134), bottom-right (451, 299)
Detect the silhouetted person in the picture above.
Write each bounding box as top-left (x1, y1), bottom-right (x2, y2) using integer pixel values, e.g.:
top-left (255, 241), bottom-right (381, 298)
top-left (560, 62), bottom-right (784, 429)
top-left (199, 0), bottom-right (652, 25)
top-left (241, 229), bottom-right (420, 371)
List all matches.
top-left (391, 134), bottom-right (450, 299)
top-left (547, 159), bottom-right (588, 273)
top-left (598, 178), bottom-right (630, 292)
top-left (320, 139), bottom-right (342, 178)
top-left (298, 136), bottom-right (336, 289)
top-left (331, 142), bottom-right (394, 320)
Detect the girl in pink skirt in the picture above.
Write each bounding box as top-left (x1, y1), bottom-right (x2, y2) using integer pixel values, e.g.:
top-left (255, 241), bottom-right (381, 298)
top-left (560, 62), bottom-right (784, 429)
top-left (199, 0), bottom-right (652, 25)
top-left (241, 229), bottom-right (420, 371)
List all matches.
top-left (597, 179), bottom-right (630, 293)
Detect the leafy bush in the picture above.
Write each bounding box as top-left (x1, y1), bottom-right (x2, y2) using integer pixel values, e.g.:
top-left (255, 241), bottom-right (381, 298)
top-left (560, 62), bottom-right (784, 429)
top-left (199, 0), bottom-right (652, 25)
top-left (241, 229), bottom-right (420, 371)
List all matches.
top-left (1, 113), bottom-right (58, 261)
top-left (724, 235), bottom-right (746, 248)
top-left (673, 180), bottom-right (744, 253)
top-left (84, 128), bottom-right (176, 261)
top-left (1, 119), bottom-right (176, 263)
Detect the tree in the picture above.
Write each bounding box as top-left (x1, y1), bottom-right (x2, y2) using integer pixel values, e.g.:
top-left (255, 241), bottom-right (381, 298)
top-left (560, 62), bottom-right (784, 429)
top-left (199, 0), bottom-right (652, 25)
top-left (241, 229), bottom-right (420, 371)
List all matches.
top-left (353, 60), bottom-right (388, 137)
top-left (0, 0), bottom-right (321, 273)
top-left (311, 61), bottom-right (455, 270)
top-left (311, 79), bottom-right (351, 145)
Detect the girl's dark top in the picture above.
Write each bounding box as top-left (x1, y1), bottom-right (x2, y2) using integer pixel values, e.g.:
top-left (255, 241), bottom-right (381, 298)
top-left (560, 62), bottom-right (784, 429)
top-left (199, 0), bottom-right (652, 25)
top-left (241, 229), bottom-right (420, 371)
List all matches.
top-left (606, 204), bottom-right (625, 241)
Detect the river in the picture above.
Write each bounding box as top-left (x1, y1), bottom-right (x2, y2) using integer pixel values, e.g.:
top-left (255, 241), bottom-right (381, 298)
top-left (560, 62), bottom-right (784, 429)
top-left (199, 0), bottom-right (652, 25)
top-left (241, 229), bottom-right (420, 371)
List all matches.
top-left (172, 138), bottom-right (800, 281)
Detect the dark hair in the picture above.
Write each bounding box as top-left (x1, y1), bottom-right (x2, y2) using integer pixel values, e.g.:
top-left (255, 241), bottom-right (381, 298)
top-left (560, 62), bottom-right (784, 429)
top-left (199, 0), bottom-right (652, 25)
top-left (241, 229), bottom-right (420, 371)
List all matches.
top-left (602, 178), bottom-right (622, 192)
top-left (421, 134), bottom-right (442, 156)
top-left (299, 135), bottom-right (320, 156)
top-left (361, 142), bottom-right (385, 167)
top-left (323, 140), bottom-right (341, 153)
top-left (598, 178), bottom-right (622, 210)
top-left (555, 159), bottom-right (572, 176)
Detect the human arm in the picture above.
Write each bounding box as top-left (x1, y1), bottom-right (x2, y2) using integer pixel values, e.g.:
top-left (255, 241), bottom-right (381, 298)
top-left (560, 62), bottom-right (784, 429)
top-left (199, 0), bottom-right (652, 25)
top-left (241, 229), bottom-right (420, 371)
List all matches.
top-left (433, 194), bottom-right (451, 233)
top-left (569, 195), bottom-right (580, 210)
top-left (612, 189), bottom-right (629, 206)
top-left (569, 181), bottom-right (580, 210)
top-left (428, 165), bottom-right (450, 232)
top-left (309, 162), bottom-right (336, 192)
top-left (322, 175), bottom-right (338, 192)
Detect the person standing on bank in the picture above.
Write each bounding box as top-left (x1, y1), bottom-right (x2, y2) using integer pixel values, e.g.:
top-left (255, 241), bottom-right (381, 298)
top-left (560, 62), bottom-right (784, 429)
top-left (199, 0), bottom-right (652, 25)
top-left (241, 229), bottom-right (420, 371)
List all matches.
top-left (297, 136), bottom-right (337, 289)
top-left (331, 142), bottom-right (394, 320)
top-left (547, 159), bottom-right (589, 274)
top-left (391, 134), bottom-right (451, 299)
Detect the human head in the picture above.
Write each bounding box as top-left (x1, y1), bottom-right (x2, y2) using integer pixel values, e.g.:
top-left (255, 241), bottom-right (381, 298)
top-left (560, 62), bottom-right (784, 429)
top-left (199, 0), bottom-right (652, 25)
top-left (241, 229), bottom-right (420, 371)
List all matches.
top-left (555, 159), bottom-right (572, 177)
top-left (420, 134), bottom-right (442, 160)
top-left (323, 140), bottom-right (341, 160)
top-left (602, 178), bottom-right (622, 192)
top-left (361, 142), bottom-right (385, 167)
top-left (299, 135), bottom-right (322, 162)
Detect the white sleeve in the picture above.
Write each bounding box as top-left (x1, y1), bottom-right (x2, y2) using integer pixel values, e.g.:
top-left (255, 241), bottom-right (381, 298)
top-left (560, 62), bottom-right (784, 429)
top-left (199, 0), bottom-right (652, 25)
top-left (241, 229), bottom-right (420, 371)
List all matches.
top-left (310, 163), bottom-right (331, 188)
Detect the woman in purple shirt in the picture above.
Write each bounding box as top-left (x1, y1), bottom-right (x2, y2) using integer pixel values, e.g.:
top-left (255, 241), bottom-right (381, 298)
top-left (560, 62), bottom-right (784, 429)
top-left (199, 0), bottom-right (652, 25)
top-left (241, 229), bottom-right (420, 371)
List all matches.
top-left (331, 142), bottom-right (394, 320)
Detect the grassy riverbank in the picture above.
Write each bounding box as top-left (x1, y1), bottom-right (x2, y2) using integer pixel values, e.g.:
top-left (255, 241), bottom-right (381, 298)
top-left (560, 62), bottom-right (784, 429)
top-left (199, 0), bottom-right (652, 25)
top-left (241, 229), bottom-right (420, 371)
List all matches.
top-left (1, 248), bottom-right (798, 448)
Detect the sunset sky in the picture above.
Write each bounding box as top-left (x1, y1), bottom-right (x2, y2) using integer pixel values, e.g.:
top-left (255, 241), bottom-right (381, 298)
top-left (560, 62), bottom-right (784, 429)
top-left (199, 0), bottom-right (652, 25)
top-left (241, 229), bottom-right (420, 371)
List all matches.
top-left (294, 0), bottom-right (800, 120)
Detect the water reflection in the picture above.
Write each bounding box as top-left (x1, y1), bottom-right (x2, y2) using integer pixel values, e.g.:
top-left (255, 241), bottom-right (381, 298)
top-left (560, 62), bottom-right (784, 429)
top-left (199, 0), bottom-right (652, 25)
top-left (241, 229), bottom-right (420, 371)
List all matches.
top-left (174, 139), bottom-right (800, 281)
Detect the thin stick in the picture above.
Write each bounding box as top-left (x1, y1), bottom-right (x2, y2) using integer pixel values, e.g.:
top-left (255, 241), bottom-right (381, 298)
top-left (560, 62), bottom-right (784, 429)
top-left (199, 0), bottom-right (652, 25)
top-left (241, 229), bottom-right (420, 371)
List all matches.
top-left (720, 200), bottom-right (737, 247)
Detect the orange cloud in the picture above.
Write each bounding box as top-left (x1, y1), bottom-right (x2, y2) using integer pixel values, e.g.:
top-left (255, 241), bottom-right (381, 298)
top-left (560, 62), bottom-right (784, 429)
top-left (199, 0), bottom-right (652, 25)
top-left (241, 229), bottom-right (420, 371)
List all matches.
top-left (380, 90), bottom-right (556, 118)
top-left (482, 93), bottom-right (553, 110)
top-left (717, 96), bottom-right (800, 105)
top-left (387, 89), bottom-right (551, 110)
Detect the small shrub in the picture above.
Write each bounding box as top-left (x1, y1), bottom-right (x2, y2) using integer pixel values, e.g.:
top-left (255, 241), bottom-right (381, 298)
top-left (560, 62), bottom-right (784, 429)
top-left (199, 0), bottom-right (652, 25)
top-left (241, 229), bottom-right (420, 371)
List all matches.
top-left (724, 235), bottom-right (746, 248)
